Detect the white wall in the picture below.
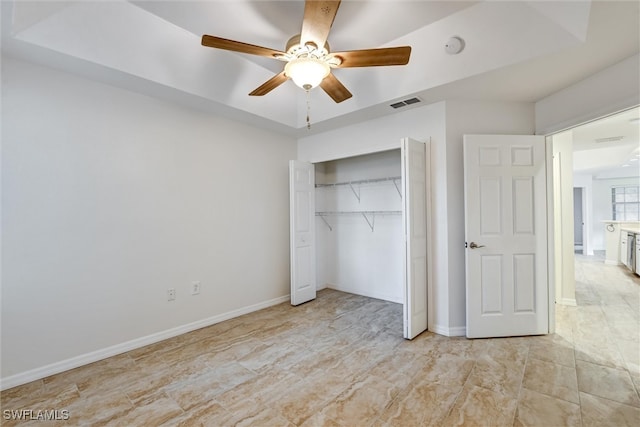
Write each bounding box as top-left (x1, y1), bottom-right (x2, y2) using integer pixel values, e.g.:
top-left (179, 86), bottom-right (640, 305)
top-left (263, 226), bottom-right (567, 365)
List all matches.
top-left (552, 131), bottom-right (576, 306)
top-left (592, 176), bottom-right (640, 249)
top-left (1, 57), bottom-right (296, 387)
top-left (297, 100), bottom-right (535, 336)
top-left (535, 54), bottom-right (640, 135)
top-left (573, 173), bottom-right (594, 255)
top-left (444, 100), bottom-right (535, 332)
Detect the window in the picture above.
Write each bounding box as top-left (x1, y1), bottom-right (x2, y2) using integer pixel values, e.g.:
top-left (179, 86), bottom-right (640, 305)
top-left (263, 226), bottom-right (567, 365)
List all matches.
top-left (612, 186), bottom-right (639, 221)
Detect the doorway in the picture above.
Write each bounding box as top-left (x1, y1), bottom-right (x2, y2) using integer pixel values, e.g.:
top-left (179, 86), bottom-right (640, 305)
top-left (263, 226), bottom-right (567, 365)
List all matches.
top-left (573, 187), bottom-right (585, 254)
top-left (550, 106), bottom-right (640, 305)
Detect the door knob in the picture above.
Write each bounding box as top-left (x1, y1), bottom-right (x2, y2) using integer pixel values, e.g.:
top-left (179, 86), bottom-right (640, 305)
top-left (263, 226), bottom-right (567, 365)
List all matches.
top-left (469, 242), bottom-right (485, 249)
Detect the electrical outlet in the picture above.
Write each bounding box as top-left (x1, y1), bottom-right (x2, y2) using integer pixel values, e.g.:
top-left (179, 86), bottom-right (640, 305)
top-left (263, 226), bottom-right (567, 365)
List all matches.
top-left (167, 288), bottom-right (176, 301)
top-left (191, 281), bottom-right (201, 295)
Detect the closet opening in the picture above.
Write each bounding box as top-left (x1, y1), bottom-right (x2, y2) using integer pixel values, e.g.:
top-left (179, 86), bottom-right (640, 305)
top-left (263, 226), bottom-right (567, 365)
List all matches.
top-left (314, 150), bottom-right (404, 307)
top-left (290, 138), bottom-right (429, 339)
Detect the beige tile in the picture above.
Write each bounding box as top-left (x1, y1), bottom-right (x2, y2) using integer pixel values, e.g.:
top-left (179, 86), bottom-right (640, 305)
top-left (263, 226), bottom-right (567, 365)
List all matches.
top-left (404, 334), bottom-right (487, 360)
top-left (166, 361), bottom-right (255, 411)
top-left (167, 400), bottom-right (230, 427)
top-left (237, 341), bottom-right (310, 373)
top-left (215, 368), bottom-right (300, 409)
top-left (617, 338), bottom-right (640, 375)
top-left (580, 392), bottom-right (640, 427)
top-left (414, 354), bottom-right (475, 389)
top-left (359, 349), bottom-right (423, 391)
top-left (43, 354), bottom-right (136, 394)
top-left (440, 384), bottom-right (518, 427)
top-left (299, 411), bottom-right (343, 427)
top-left (514, 388), bottom-right (581, 427)
top-left (272, 372), bottom-right (347, 425)
top-left (576, 360), bottom-right (640, 407)
top-left (466, 353), bottom-right (525, 398)
top-left (574, 337), bottom-right (627, 370)
top-left (1, 382), bottom-right (79, 413)
top-left (64, 389), bottom-right (134, 426)
top-left (528, 340), bottom-right (576, 367)
top-left (230, 408), bottom-right (295, 427)
top-left (314, 375), bottom-right (401, 426)
top-left (608, 321), bottom-right (640, 342)
top-left (3, 258), bottom-right (637, 427)
top-left (101, 394), bottom-right (183, 427)
top-left (522, 357), bottom-right (579, 404)
top-left (377, 378), bottom-right (461, 426)
top-left (0, 380), bottom-right (45, 409)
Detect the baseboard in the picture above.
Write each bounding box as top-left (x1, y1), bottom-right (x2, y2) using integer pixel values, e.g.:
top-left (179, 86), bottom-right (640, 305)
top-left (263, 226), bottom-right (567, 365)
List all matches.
top-left (0, 295), bottom-right (290, 391)
top-left (430, 323), bottom-right (466, 337)
top-left (558, 298), bottom-right (577, 306)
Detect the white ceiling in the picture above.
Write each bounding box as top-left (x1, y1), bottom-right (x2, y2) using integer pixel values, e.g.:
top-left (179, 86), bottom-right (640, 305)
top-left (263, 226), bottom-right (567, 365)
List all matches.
top-left (1, 0), bottom-right (639, 178)
top-left (572, 106), bottom-right (640, 178)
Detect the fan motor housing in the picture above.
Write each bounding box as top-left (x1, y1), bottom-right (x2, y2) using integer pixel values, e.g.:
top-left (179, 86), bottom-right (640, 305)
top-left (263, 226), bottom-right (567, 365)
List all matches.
top-left (286, 34), bottom-right (330, 57)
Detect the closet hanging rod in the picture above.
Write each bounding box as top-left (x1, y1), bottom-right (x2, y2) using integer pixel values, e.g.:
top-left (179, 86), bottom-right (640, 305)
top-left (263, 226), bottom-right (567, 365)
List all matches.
top-left (315, 176), bottom-right (402, 188)
top-left (315, 211), bottom-right (401, 232)
top-left (315, 211), bottom-right (402, 216)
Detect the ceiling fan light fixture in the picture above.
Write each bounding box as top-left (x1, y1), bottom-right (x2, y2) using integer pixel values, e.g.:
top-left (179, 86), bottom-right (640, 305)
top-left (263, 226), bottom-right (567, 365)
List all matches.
top-left (285, 57), bottom-right (330, 91)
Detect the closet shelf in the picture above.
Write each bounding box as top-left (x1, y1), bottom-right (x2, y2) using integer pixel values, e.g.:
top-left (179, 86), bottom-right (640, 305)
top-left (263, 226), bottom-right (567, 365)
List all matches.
top-left (316, 211), bottom-right (402, 215)
top-left (316, 176), bottom-right (402, 201)
top-left (315, 176), bottom-right (401, 188)
top-left (315, 211), bottom-right (402, 232)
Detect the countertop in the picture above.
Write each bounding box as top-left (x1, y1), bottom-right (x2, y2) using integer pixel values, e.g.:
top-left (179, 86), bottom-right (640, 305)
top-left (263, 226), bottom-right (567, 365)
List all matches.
top-left (621, 227), bottom-right (640, 234)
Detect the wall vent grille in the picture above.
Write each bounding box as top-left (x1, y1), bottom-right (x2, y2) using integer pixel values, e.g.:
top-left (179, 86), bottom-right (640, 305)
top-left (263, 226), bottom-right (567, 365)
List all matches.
top-left (594, 136), bottom-right (625, 143)
top-left (390, 97), bottom-right (422, 109)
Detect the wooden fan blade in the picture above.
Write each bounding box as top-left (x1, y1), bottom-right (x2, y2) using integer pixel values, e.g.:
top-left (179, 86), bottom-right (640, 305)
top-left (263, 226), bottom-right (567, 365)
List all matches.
top-left (332, 46), bottom-right (411, 68)
top-left (202, 35), bottom-right (285, 58)
top-left (320, 73), bottom-right (352, 103)
top-left (300, 0), bottom-right (341, 49)
top-left (249, 71), bottom-right (289, 96)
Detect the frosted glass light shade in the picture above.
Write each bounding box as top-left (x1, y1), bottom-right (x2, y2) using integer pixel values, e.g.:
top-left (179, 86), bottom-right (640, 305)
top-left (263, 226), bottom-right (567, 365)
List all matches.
top-left (285, 57), bottom-right (330, 90)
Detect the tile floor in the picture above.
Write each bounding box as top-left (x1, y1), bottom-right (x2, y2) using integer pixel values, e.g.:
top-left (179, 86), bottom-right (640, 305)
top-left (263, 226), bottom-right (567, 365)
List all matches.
top-left (1, 255), bottom-right (639, 426)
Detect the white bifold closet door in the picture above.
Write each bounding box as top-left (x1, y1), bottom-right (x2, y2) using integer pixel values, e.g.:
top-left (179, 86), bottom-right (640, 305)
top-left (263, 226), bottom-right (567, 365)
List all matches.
top-left (401, 138), bottom-right (428, 339)
top-left (289, 138), bottom-right (428, 340)
top-left (289, 160), bottom-right (316, 306)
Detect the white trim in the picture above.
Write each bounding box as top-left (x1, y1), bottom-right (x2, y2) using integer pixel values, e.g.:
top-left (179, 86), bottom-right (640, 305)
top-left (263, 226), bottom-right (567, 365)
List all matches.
top-left (536, 98), bottom-right (639, 137)
top-left (558, 298), bottom-right (577, 307)
top-left (0, 295), bottom-right (290, 391)
top-left (430, 323), bottom-right (466, 337)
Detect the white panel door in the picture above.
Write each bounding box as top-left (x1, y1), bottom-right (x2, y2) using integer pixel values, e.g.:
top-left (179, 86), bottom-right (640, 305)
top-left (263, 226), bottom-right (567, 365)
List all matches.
top-left (402, 138), bottom-right (428, 339)
top-left (289, 160), bottom-right (316, 306)
top-left (464, 135), bottom-right (548, 338)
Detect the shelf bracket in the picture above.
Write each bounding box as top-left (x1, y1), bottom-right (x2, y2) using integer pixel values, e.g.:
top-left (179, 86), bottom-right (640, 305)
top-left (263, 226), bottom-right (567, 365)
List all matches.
top-left (348, 182), bottom-right (361, 203)
top-left (361, 212), bottom-right (375, 232)
top-left (392, 178), bottom-right (402, 199)
top-left (318, 215), bottom-right (333, 231)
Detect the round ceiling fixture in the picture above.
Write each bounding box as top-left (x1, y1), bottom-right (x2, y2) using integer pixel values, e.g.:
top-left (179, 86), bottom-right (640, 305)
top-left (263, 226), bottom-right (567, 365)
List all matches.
top-left (445, 36), bottom-right (465, 55)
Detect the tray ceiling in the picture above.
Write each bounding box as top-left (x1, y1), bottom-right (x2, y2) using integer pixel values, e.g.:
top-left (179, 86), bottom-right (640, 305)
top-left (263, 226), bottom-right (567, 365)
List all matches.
top-left (2, 1), bottom-right (639, 136)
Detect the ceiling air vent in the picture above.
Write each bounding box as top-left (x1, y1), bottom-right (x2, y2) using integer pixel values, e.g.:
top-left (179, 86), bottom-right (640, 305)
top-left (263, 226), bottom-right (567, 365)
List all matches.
top-left (390, 97), bottom-right (422, 109)
top-left (594, 136), bottom-right (625, 143)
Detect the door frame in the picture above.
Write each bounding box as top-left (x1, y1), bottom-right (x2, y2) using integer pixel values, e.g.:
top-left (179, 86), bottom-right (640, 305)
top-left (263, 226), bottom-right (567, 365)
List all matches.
top-left (546, 136), bottom-right (557, 334)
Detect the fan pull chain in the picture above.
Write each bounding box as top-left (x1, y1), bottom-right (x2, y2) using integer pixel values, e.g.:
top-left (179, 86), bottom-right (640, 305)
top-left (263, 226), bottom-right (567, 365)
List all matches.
top-left (306, 89), bottom-right (312, 130)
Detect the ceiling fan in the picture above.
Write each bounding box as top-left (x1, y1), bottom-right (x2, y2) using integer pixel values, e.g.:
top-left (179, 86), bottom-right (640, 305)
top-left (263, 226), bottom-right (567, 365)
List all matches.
top-left (200, 0), bottom-right (411, 103)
